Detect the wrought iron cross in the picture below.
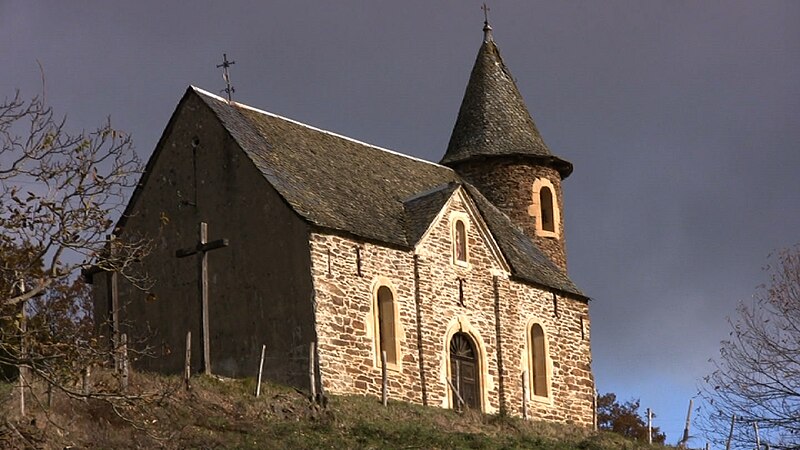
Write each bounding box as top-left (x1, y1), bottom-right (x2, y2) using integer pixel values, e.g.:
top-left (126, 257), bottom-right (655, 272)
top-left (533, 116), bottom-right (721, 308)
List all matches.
top-left (217, 53), bottom-right (236, 102)
top-left (176, 222), bottom-right (229, 374)
top-left (481, 3), bottom-right (493, 42)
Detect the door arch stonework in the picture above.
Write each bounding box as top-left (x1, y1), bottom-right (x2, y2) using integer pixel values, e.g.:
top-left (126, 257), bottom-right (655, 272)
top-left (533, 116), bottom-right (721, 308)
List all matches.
top-left (441, 316), bottom-right (492, 413)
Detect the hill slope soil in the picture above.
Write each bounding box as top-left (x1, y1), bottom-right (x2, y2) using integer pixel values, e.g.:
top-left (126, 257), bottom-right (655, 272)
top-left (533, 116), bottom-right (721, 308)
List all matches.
top-left (1, 371), bottom-right (660, 449)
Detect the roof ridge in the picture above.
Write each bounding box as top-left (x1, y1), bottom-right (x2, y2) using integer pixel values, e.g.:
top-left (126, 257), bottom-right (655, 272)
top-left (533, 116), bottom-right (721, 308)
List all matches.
top-left (402, 182), bottom-right (459, 204)
top-left (190, 86), bottom-right (451, 171)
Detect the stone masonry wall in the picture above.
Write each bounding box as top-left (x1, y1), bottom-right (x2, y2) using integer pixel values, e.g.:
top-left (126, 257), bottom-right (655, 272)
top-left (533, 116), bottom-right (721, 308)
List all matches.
top-left (309, 232), bottom-right (422, 404)
top-left (455, 159), bottom-right (568, 271)
top-left (498, 279), bottom-right (594, 424)
top-left (412, 193), bottom-right (506, 413)
top-left (309, 189), bottom-right (593, 426)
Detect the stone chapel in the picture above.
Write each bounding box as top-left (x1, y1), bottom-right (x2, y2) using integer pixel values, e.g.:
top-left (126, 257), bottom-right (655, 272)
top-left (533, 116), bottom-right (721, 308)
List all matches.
top-left (90, 22), bottom-right (595, 425)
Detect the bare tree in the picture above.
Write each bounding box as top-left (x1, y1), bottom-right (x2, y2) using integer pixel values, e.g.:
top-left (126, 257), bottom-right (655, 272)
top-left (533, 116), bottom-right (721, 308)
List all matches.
top-left (699, 246), bottom-right (800, 450)
top-left (0, 88), bottom-right (150, 393)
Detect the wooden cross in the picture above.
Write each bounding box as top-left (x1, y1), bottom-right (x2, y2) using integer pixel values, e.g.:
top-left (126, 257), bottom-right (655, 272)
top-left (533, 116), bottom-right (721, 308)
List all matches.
top-left (176, 222), bottom-right (229, 375)
top-left (216, 53), bottom-right (236, 102)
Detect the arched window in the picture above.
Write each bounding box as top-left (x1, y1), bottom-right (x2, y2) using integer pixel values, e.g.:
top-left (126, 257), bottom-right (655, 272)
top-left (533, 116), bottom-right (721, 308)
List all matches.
top-left (540, 187), bottom-right (554, 232)
top-left (455, 220), bottom-right (467, 263)
top-left (531, 178), bottom-right (560, 238)
top-left (376, 285), bottom-right (397, 365)
top-left (529, 323), bottom-right (550, 398)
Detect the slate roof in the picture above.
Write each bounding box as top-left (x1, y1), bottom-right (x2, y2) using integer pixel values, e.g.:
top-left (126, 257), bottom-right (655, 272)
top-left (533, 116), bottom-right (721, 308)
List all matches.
top-left (464, 185), bottom-right (582, 296)
top-left (191, 88), bottom-right (585, 299)
top-left (198, 90), bottom-right (458, 247)
top-left (402, 183), bottom-right (460, 245)
top-left (441, 38), bottom-right (573, 178)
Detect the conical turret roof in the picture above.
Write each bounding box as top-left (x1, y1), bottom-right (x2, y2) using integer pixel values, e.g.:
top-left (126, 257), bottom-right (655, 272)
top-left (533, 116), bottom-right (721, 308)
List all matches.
top-left (441, 32), bottom-right (572, 178)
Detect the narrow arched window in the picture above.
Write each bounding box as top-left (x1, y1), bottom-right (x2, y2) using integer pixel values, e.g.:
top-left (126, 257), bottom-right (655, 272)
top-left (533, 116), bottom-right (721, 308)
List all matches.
top-left (530, 323), bottom-right (549, 397)
top-left (532, 178), bottom-right (560, 238)
top-left (377, 286), bottom-right (397, 365)
top-left (540, 187), bottom-right (554, 232)
top-left (454, 219), bottom-right (467, 263)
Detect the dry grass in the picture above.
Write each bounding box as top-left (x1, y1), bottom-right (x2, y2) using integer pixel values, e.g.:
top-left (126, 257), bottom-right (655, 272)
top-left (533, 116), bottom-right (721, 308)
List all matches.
top-left (0, 370), bottom-right (665, 449)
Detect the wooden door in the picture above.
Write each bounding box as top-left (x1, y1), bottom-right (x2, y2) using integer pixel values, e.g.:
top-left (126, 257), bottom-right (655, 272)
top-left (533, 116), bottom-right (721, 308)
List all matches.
top-left (449, 332), bottom-right (480, 411)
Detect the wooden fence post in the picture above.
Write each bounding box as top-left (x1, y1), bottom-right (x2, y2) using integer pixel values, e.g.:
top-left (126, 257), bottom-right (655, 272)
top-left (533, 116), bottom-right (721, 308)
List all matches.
top-left (309, 342), bottom-right (317, 403)
top-left (754, 421), bottom-right (761, 450)
top-left (678, 399), bottom-right (693, 448)
top-left (184, 331), bottom-right (192, 390)
top-left (455, 363), bottom-right (461, 412)
top-left (381, 350), bottom-right (388, 407)
top-left (18, 281), bottom-right (27, 417)
top-left (82, 366), bottom-right (91, 396)
top-left (119, 333), bottom-right (129, 392)
top-left (319, 382), bottom-right (327, 408)
top-left (447, 379), bottom-right (465, 412)
top-left (521, 371), bottom-right (528, 420)
top-left (725, 414), bottom-right (735, 450)
top-left (18, 370), bottom-right (25, 417)
top-left (46, 382), bottom-right (53, 409)
top-left (255, 344), bottom-right (266, 398)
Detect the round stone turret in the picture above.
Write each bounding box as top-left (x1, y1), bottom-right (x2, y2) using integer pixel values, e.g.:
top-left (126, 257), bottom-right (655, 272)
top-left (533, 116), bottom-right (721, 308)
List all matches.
top-left (442, 29), bottom-right (572, 271)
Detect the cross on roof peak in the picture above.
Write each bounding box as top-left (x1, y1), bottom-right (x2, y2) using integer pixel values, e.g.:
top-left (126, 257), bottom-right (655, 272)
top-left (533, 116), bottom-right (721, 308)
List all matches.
top-left (217, 53), bottom-right (236, 102)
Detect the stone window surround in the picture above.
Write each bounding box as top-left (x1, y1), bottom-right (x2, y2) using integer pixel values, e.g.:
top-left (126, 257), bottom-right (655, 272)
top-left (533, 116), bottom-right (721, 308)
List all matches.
top-left (522, 317), bottom-right (554, 405)
top-left (413, 187), bottom-right (510, 277)
top-left (368, 276), bottom-right (404, 372)
top-left (530, 178), bottom-right (560, 239)
top-left (449, 211), bottom-right (471, 268)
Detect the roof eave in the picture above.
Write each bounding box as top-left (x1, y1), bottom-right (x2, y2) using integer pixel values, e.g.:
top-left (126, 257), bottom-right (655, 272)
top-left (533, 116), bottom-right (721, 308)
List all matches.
top-left (444, 153), bottom-right (574, 179)
top-left (507, 274), bottom-right (590, 303)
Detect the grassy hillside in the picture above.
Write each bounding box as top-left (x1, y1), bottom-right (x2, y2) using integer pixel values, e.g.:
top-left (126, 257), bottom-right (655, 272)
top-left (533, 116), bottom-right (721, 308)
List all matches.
top-left (1, 372), bottom-right (664, 449)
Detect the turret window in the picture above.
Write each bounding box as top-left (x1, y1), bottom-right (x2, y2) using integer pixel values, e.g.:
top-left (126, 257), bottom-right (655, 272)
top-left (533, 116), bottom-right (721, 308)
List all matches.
top-left (540, 186), bottom-right (554, 232)
top-left (531, 178), bottom-right (560, 238)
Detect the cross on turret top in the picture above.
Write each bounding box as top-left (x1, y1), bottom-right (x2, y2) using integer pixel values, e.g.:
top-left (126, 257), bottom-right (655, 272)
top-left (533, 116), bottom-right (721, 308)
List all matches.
top-left (481, 4), bottom-right (493, 42)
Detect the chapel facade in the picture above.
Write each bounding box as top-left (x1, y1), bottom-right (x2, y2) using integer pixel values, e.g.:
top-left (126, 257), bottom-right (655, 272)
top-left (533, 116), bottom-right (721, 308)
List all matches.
top-left (90, 23), bottom-right (595, 426)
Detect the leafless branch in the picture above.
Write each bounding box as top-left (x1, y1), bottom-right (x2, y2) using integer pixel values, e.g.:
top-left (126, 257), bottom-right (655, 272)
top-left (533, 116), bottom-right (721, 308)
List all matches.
top-left (0, 87), bottom-right (156, 426)
top-left (698, 245), bottom-right (800, 449)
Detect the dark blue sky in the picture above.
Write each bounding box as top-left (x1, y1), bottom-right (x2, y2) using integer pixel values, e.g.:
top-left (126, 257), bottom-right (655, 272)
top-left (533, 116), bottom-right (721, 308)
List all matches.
top-left (3, 1), bottom-right (799, 443)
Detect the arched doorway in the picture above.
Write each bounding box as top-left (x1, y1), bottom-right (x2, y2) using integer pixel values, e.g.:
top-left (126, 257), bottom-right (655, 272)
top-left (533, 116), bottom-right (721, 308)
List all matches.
top-left (449, 332), bottom-right (481, 411)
